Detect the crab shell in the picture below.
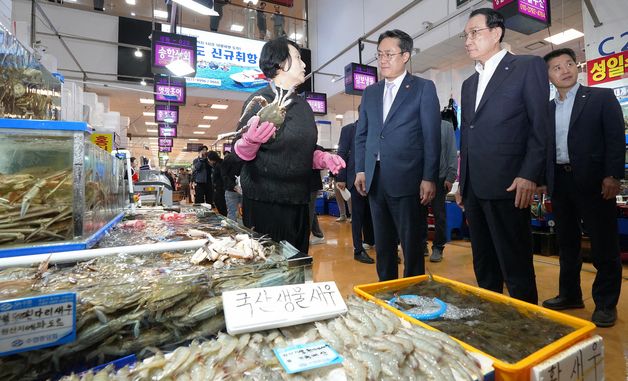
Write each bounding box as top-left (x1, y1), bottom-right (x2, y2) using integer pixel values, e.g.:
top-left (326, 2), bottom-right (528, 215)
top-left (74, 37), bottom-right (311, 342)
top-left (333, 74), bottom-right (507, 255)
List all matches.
top-left (257, 104), bottom-right (287, 127)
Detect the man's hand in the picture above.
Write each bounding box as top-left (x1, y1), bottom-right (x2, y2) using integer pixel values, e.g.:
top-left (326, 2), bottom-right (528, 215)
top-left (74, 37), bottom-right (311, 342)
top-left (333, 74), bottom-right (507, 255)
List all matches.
top-left (336, 182), bottom-right (346, 191)
top-left (420, 180), bottom-right (436, 206)
top-left (455, 188), bottom-right (463, 209)
top-left (506, 177), bottom-right (537, 209)
top-left (355, 172), bottom-right (367, 196)
top-left (444, 180), bottom-right (453, 193)
top-left (601, 176), bottom-right (621, 200)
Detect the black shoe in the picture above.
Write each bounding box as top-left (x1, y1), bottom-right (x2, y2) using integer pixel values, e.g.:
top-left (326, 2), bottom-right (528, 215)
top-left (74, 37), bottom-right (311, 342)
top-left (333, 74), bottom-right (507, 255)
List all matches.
top-left (354, 250), bottom-right (374, 264)
top-left (592, 307), bottom-right (617, 328)
top-left (423, 246), bottom-right (429, 257)
top-left (542, 296), bottom-right (585, 310)
top-left (429, 247), bottom-right (443, 262)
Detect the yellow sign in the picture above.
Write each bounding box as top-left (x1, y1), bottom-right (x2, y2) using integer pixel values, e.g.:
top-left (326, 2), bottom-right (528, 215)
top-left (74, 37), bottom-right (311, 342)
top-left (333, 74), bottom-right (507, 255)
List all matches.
top-left (91, 133), bottom-right (114, 152)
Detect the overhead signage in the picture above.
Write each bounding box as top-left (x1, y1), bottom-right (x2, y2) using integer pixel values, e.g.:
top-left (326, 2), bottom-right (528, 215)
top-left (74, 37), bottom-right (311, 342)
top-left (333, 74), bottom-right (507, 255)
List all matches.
top-left (158, 137), bottom-right (173, 147)
top-left (222, 281), bottom-right (347, 335)
top-left (158, 146), bottom-right (172, 153)
top-left (154, 76), bottom-right (186, 105)
top-left (531, 335), bottom-right (604, 381)
top-left (158, 125), bottom-right (177, 138)
top-left (587, 51), bottom-right (628, 86)
top-left (344, 63), bottom-right (378, 96)
top-left (494, 0), bottom-right (550, 35)
top-left (304, 92), bottom-right (327, 115)
top-left (90, 133), bottom-right (114, 152)
top-left (186, 142), bottom-right (203, 152)
top-left (163, 25), bottom-right (266, 93)
top-left (0, 293), bottom-right (76, 356)
top-left (151, 30), bottom-right (197, 77)
top-left (155, 105), bottom-right (179, 124)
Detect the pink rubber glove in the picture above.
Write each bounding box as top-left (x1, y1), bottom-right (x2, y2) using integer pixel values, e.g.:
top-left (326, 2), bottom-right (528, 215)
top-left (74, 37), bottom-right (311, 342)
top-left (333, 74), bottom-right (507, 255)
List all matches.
top-left (312, 150), bottom-right (346, 175)
top-left (234, 116), bottom-right (276, 161)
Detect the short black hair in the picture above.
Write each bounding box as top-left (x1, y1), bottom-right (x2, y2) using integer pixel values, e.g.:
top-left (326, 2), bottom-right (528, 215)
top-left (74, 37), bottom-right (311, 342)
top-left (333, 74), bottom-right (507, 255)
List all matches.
top-left (207, 151), bottom-right (221, 161)
top-left (470, 8), bottom-right (506, 43)
top-left (199, 145), bottom-right (209, 152)
top-left (259, 37), bottom-right (300, 79)
top-left (377, 29), bottom-right (413, 54)
top-left (130, 157), bottom-right (136, 163)
top-left (543, 48), bottom-right (577, 64)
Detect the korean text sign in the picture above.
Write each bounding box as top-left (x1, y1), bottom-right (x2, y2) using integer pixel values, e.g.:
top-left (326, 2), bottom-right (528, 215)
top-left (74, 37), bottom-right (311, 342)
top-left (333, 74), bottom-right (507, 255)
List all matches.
top-left (151, 30), bottom-right (197, 77)
top-left (155, 105), bottom-right (179, 124)
top-left (154, 76), bottom-right (186, 105)
top-left (0, 293), bottom-right (76, 356)
top-left (587, 50), bottom-right (628, 85)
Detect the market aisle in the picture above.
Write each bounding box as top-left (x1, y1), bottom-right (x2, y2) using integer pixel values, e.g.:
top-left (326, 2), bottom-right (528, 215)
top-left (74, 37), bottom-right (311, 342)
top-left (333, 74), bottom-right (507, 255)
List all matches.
top-left (309, 215), bottom-right (628, 380)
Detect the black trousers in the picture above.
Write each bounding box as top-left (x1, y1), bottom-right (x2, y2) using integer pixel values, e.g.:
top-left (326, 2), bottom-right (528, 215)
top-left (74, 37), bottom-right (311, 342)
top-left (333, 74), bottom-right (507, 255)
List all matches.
top-left (194, 182), bottom-right (213, 205)
top-left (213, 187), bottom-right (227, 216)
top-left (552, 166), bottom-right (622, 309)
top-left (432, 178), bottom-right (447, 249)
top-left (464, 180), bottom-right (538, 304)
top-left (350, 186), bottom-right (374, 253)
top-left (369, 164), bottom-right (426, 281)
top-left (242, 197), bottom-right (310, 254)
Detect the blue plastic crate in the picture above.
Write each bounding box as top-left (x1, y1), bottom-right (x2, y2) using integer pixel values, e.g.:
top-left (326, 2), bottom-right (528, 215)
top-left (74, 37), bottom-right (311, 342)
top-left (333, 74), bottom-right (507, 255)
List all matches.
top-left (327, 200), bottom-right (340, 217)
top-left (315, 196), bottom-right (326, 215)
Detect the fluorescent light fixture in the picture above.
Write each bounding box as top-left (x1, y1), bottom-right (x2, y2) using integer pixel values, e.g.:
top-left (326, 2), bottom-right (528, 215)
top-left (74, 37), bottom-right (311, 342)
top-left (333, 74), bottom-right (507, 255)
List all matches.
top-left (125, 0), bottom-right (136, 5)
top-left (188, 138), bottom-right (199, 141)
top-left (193, 131), bottom-right (206, 134)
top-left (203, 115), bottom-right (219, 120)
top-left (166, 60), bottom-right (195, 77)
top-left (149, 137), bottom-right (158, 140)
top-left (211, 104), bottom-right (229, 110)
top-left (172, 0), bottom-right (219, 15)
top-left (140, 79), bottom-right (147, 86)
top-left (230, 24), bottom-right (244, 32)
top-left (198, 124), bottom-right (211, 128)
top-left (143, 112), bottom-right (155, 116)
top-left (244, 0), bottom-right (258, 4)
top-left (290, 33), bottom-right (303, 40)
top-left (145, 122), bottom-right (158, 126)
top-left (147, 129), bottom-right (158, 132)
top-left (154, 9), bottom-right (169, 19)
top-left (131, 12), bottom-right (136, 16)
top-left (140, 98), bottom-right (154, 104)
top-left (336, 114), bottom-right (344, 119)
top-left (543, 29), bottom-right (584, 45)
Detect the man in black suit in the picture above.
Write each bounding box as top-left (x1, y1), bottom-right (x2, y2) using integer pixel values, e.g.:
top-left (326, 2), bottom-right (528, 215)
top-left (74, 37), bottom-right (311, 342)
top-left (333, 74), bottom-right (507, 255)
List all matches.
top-left (355, 29), bottom-right (441, 281)
top-left (539, 48), bottom-right (624, 327)
top-left (456, 8), bottom-right (549, 304)
top-left (337, 119), bottom-right (375, 264)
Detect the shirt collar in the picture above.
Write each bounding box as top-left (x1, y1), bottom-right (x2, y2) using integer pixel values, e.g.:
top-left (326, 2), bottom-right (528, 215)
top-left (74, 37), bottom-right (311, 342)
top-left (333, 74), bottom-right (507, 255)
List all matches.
top-left (556, 82), bottom-right (580, 104)
top-left (475, 49), bottom-right (508, 74)
top-left (384, 72), bottom-right (407, 88)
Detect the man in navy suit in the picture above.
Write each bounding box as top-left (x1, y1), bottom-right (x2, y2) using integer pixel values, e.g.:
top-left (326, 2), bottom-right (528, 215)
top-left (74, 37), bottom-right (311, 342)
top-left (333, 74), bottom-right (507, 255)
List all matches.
top-left (337, 119), bottom-right (375, 264)
top-left (355, 29), bottom-right (441, 281)
top-left (455, 8), bottom-right (549, 304)
top-left (539, 48), bottom-right (624, 327)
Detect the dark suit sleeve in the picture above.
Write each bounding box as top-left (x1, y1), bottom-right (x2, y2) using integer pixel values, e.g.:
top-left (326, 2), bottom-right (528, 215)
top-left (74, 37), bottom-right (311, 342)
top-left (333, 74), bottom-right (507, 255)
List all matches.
top-left (518, 56), bottom-right (550, 183)
top-left (601, 89), bottom-right (626, 179)
top-left (336, 125), bottom-right (350, 182)
top-left (420, 80), bottom-right (441, 182)
top-left (355, 91), bottom-right (369, 174)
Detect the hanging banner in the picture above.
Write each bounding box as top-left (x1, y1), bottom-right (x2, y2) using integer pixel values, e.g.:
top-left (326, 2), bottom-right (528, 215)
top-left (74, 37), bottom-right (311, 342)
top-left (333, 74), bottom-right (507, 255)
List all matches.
top-left (493, 0), bottom-right (550, 35)
top-left (155, 105), bottom-right (179, 124)
top-left (151, 30), bottom-right (197, 77)
top-left (344, 63), bottom-right (378, 96)
top-left (154, 76), bottom-right (186, 105)
top-left (158, 125), bottom-right (177, 138)
top-left (91, 133), bottom-right (114, 152)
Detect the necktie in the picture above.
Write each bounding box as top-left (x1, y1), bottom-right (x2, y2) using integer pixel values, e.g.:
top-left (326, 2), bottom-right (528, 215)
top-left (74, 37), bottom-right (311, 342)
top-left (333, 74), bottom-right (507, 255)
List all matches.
top-left (383, 82), bottom-right (395, 122)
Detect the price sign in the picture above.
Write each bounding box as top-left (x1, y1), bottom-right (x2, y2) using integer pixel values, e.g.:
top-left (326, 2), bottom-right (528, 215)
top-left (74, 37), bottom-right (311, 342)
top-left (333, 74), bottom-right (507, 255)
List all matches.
top-left (0, 293), bottom-right (76, 356)
top-left (531, 335), bottom-right (604, 381)
top-left (222, 281), bottom-right (347, 334)
top-left (274, 341), bottom-right (343, 374)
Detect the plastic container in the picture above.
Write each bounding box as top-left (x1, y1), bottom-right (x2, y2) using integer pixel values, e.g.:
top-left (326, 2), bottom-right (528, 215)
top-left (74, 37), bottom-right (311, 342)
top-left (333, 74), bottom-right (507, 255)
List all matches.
top-left (354, 275), bottom-right (596, 381)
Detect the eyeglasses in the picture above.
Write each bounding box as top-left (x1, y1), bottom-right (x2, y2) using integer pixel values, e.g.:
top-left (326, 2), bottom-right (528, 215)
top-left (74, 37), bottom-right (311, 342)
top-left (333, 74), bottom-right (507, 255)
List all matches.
top-left (459, 27), bottom-right (491, 40)
top-left (375, 51), bottom-right (405, 61)
top-left (550, 61), bottom-right (576, 73)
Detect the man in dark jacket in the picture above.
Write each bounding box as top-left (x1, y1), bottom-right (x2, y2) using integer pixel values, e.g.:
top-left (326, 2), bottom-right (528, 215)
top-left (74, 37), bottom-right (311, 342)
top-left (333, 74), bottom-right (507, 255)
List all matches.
top-left (221, 150), bottom-right (243, 221)
top-left (192, 145), bottom-right (213, 205)
top-left (208, 150), bottom-right (227, 216)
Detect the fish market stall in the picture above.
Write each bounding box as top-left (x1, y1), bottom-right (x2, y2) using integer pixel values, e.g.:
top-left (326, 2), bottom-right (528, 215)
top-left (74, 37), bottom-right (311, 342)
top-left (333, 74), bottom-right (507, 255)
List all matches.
top-left (134, 170), bottom-right (174, 207)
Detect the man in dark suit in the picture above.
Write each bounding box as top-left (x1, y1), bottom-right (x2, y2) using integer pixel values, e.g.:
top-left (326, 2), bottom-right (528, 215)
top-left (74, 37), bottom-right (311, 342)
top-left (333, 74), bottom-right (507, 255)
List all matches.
top-left (539, 48), bottom-right (624, 327)
top-left (337, 119), bottom-right (375, 264)
top-left (355, 29), bottom-right (440, 281)
top-left (455, 8), bottom-right (549, 304)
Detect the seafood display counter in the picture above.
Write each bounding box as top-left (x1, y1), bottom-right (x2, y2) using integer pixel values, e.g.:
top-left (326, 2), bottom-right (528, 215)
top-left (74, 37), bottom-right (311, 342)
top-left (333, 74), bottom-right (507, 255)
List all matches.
top-left (0, 119), bottom-right (127, 257)
top-left (354, 275), bottom-right (596, 381)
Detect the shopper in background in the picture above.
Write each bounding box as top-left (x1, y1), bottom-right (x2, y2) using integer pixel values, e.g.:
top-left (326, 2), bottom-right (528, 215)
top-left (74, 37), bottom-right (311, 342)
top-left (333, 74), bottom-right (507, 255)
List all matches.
top-left (210, 0), bottom-right (227, 32)
top-left (539, 48), bottom-right (624, 327)
top-left (337, 118), bottom-right (375, 264)
top-left (208, 151), bottom-right (227, 216)
top-left (271, 6), bottom-right (286, 38)
top-left (129, 157), bottom-right (139, 183)
top-left (178, 168), bottom-right (191, 203)
top-left (354, 29), bottom-right (441, 281)
top-left (162, 169), bottom-right (175, 190)
top-left (192, 145), bottom-right (213, 205)
top-left (221, 150), bottom-right (243, 221)
top-left (309, 169), bottom-right (326, 245)
top-left (456, 8), bottom-right (549, 304)
top-left (333, 179), bottom-right (351, 222)
top-left (234, 37), bottom-right (345, 254)
top-left (257, 2), bottom-right (267, 39)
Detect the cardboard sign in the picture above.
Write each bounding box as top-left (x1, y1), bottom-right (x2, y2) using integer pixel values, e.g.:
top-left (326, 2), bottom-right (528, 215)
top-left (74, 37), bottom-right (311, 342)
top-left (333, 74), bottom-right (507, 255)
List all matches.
top-left (531, 335), bottom-right (604, 381)
top-left (274, 341), bottom-right (343, 374)
top-left (0, 293), bottom-right (76, 356)
top-left (222, 282), bottom-right (347, 334)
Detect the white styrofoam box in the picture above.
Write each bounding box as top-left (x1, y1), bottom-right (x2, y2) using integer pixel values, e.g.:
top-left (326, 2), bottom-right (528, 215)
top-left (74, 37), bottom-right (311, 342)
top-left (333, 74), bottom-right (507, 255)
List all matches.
top-left (89, 102), bottom-right (104, 127)
top-left (103, 111), bottom-right (120, 129)
top-left (120, 116), bottom-right (130, 128)
top-left (83, 92), bottom-right (98, 110)
top-left (75, 86), bottom-right (84, 122)
top-left (98, 95), bottom-right (110, 112)
top-left (61, 83), bottom-right (74, 121)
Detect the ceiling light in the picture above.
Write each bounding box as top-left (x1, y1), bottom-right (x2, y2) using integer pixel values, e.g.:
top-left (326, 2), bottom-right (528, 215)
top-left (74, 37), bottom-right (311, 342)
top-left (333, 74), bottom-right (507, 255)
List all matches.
top-left (134, 48), bottom-right (143, 58)
top-left (290, 33), bottom-right (303, 40)
top-left (166, 60), bottom-right (195, 77)
top-left (198, 124), bottom-right (211, 128)
top-left (125, 0), bottom-right (136, 5)
top-left (147, 129), bottom-right (158, 132)
top-left (543, 29), bottom-right (584, 45)
top-left (193, 131), bottom-right (206, 134)
top-left (146, 122), bottom-right (158, 126)
top-left (336, 114), bottom-right (344, 119)
top-left (143, 112), bottom-right (155, 116)
top-left (149, 137), bottom-right (158, 140)
top-left (203, 115), bottom-right (218, 120)
top-left (211, 104), bottom-right (228, 110)
top-left (188, 138), bottom-right (199, 141)
top-left (154, 10), bottom-right (169, 19)
top-left (244, 0), bottom-right (259, 4)
top-left (172, 0), bottom-right (219, 15)
top-left (140, 98), bottom-right (154, 104)
top-left (230, 24), bottom-right (244, 32)
top-left (131, 12), bottom-right (136, 16)
top-left (140, 79), bottom-right (147, 86)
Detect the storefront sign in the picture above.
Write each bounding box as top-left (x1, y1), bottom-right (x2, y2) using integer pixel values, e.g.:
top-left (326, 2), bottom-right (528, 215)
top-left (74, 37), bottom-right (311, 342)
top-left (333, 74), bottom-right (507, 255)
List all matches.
top-left (155, 105), bottom-right (179, 124)
top-left (0, 293), bottom-right (76, 356)
top-left (531, 335), bottom-right (604, 381)
top-left (517, 0), bottom-right (548, 22)
top-left (158, 138), bottom-right (173, 147)
top-left (186, 142), bottom-right (203, 152)
top-left (151, 30), bottom-right (197, 77)
top-left (587, 51), bottom-right (628, 85)
top-left (154, 76), bottom-right (186, 105)
top-left (344, 63), bottom-right (378, 96)
top-left (274, 341), bottom-right (343, 374)
top-left (163, 25), bottom-right (266, 93)
top-left (494, 0), bottom-right (550, 35)
top-left (304, 92), bottom-right (327, 115)
top-left (91, 133), bottom-right (114, 152)
top-left (493, 0), bottom-right (515, 10)
top-left (158, 125), bottom-right (177, 138)
top-left (222, 282), bottom-right (347, 334)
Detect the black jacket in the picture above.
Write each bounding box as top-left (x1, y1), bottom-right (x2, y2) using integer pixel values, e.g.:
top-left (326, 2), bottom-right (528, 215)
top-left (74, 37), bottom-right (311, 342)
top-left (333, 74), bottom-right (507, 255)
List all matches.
top-left (192, 156), bottom-right (212, 184)
top-left (221, 152), bottom-right (243, 192)
top-left (336, 122), bottom-right (356, 189)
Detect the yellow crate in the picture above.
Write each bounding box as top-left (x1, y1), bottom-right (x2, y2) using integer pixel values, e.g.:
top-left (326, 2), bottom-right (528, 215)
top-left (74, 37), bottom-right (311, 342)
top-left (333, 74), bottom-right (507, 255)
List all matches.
top-left (354, 275), bottom-right (596, 381)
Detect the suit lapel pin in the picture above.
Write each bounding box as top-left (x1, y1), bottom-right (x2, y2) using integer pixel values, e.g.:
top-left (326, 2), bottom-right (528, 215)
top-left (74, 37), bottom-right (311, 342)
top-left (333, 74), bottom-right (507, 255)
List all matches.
top-left (582, 95), bottom-right (586, 97)
top-left (505, 66), bottom-right (509, 70)
top-left (405, 84), bottom-right (410, 89)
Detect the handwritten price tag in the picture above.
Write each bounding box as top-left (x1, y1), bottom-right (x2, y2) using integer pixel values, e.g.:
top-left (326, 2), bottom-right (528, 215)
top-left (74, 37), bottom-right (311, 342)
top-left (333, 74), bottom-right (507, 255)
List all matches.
top-left (274, 340), bottom-right (343, 374)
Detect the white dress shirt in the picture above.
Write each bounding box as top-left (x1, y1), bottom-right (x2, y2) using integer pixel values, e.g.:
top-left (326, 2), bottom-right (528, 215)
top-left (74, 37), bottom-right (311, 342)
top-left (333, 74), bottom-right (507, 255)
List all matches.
top-left (554, 83), bottom-right (580, 164)
top-left (382, 72), bottom-right (407, 115)
top-left (475, 49), bottom-right (508, 110)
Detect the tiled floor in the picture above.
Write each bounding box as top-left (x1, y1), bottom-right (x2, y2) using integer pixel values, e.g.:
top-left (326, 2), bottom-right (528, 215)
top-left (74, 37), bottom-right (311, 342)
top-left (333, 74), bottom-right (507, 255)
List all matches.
top-left (309, 215), bottom-right (628, 380)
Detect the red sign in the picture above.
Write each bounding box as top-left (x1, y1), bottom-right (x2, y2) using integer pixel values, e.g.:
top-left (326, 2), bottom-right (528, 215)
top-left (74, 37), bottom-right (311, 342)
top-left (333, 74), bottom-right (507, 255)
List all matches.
top-left (587, 51), bottom-right (628, 85)
top-left (493, 0), bottom-right (515, 9)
